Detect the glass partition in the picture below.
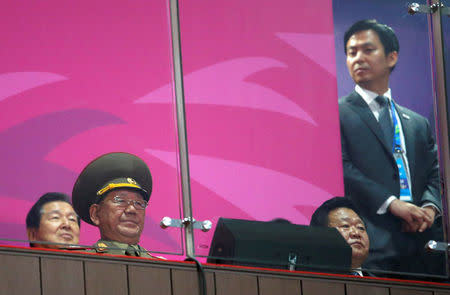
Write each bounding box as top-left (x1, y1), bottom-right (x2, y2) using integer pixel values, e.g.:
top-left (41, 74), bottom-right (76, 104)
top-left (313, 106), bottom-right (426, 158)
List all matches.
top-left (440, 0), bottom-right (450, 251)
top-left (442, 2), bottom-right (450, 155)
top-left (0, 1), bottom-right (184, 255)
top-left (178, 0), bottom-right (347, 272)
top-left (332, 0), bottom-right (447, 279)
top-left (178, 0), bottom-right (449, 279)
top-left (2, 0), bottom-right (448, 278)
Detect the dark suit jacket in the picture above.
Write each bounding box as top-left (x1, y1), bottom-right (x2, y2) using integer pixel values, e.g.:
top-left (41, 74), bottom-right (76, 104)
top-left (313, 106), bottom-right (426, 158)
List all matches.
top-left (339, 91), bottom-right (442, 274)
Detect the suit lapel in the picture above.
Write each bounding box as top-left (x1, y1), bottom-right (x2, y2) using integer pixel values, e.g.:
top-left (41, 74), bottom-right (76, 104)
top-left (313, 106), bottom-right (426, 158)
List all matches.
top-left (346, 92), bottom-right (392, 153)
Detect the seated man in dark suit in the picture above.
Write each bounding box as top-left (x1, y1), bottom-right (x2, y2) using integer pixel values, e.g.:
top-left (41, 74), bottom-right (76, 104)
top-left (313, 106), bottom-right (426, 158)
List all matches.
top-left (26, 192), bottom-right (80, 249)
top-left (310, 197), bottom-right (369, 275)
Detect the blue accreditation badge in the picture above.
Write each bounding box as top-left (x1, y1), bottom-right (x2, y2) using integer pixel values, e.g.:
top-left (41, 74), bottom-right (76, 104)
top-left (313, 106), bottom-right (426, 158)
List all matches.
top-left (394, 150), bottom-right (412, 202)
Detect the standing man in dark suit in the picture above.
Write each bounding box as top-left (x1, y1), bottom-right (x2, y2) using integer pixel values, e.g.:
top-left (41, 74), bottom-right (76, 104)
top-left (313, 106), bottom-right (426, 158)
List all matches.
top-left (339, 19), bottom-right (444, 276)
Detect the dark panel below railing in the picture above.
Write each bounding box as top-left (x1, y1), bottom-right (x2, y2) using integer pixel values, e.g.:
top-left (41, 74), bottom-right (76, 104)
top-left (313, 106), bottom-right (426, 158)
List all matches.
top-left (1, 246), bottom-right (450, 295)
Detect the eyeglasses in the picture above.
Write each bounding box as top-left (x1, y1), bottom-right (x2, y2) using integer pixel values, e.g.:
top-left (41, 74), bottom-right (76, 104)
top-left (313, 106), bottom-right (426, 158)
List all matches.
top-left (112, 196), bottom-right (148, 210)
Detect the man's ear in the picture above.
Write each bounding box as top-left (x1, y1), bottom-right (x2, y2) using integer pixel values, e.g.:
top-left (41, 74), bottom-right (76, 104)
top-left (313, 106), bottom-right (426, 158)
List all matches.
top-left (27, 228), bottom-right (37, 241)
top-left (89, 204), bottom-right (101, 226)
top-left (387, 51), bottom-right (398, 68)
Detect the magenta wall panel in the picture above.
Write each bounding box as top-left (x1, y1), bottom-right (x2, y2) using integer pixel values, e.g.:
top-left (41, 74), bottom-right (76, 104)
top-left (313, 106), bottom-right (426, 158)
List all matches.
top-left (0, 0), bottom-right (343, 258)
top-left (173, 0), bottom-right (342, 255)
top-left (0, 1), bottom-right (183, 253)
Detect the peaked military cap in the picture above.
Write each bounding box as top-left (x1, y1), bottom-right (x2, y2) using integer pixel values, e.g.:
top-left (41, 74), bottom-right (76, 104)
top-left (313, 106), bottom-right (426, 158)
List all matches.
top-left (72, 152), bottom-right (152, 225)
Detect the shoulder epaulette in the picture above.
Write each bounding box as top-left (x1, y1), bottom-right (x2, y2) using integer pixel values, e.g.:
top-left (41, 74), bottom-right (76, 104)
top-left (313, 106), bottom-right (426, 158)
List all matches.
top-left (94, 242), bottom-right (109, 253)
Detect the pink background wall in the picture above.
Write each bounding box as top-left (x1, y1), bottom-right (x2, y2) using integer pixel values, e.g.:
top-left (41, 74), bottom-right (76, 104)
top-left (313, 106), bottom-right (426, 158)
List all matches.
top-left (177, 0), bottom-right (343, 255)
top-left (0, 0), bottom-right (343, 257)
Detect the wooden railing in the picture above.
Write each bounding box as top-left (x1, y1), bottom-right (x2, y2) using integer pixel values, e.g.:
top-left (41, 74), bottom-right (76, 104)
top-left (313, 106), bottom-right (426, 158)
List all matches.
top-left (1, 245), bottom-right (449, 295)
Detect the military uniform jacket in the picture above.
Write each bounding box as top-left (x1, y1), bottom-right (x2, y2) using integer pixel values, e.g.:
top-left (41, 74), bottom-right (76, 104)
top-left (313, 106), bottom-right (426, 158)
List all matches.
top-left (86, 239), bottom-right (158, 258)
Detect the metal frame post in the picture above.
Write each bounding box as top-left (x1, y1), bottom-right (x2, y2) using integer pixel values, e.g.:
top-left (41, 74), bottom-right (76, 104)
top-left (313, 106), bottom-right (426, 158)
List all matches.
top-left (168, 0), bottom-right (195, 258)
top-left (428, 0), bottom-right (450, 239)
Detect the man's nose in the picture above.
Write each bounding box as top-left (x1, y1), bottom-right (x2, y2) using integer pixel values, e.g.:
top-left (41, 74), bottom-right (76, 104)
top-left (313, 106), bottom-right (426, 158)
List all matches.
top-left (353, 51), bottom-right (364, 62)
top-left (60, 217), bottom-right (71, 229)
top-left (349, 226), bottom-right (361, 238)
top-left (124, 202), bottom-right (138, 213)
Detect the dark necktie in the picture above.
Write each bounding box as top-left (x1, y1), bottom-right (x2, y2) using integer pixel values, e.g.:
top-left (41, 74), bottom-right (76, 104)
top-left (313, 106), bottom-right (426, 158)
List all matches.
top-left (375, 95), bottom-right (393, 149)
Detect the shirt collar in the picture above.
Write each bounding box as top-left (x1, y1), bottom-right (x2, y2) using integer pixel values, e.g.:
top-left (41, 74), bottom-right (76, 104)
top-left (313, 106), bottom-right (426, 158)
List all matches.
top-left (352, 267), bottom-right (363, 276)
top-left (355, 85), bottom-right (392, 105)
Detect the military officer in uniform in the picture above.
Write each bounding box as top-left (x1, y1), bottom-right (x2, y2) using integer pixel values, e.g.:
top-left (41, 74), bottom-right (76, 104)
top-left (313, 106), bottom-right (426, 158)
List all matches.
top-left (72, 152), bottom-right (159, 258)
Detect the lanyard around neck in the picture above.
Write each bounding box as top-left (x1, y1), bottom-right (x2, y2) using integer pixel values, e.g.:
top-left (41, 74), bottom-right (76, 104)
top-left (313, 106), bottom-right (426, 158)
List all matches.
top-left (389, 100), bottom-right (402, 153)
